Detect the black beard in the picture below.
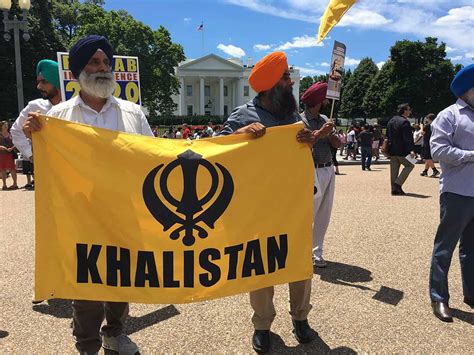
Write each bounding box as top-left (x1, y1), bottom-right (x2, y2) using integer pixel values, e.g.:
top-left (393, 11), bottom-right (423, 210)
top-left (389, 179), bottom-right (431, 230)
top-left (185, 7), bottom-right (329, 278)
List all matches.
top-left (267, 85), bottom-right (297, 118)
top-left (40, 90), bottom-right (56, 101)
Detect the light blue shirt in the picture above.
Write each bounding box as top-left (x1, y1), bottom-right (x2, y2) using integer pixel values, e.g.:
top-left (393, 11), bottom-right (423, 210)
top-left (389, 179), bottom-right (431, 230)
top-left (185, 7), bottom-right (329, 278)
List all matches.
top-left (430, 98), bottom-right (474, 197)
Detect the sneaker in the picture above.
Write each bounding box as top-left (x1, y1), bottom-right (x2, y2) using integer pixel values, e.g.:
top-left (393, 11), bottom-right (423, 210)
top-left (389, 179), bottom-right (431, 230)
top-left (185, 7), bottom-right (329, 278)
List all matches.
top-left (313, 257), bottom-right (327, 268)
top-left (103, 334), bottom-right (138, 354)
top-left (431, 170), bottom-right (440, 178)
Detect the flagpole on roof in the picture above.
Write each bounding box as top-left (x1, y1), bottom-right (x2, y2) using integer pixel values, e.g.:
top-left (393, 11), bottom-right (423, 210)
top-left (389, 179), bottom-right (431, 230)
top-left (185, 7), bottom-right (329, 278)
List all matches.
top-left (201, 20), bottom-right (204, 56)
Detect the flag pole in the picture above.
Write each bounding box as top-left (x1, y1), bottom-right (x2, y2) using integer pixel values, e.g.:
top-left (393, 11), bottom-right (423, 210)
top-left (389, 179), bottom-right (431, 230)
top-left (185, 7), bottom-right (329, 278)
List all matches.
top-left (201, 20), bottom-right (204, 56)
top-left (329, 98), bottom-right (335, 122)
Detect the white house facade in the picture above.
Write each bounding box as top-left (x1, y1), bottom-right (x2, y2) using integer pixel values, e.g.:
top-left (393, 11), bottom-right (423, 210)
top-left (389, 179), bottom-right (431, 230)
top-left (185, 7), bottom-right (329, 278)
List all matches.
top-left (173, 54), bottom-right (300, 117)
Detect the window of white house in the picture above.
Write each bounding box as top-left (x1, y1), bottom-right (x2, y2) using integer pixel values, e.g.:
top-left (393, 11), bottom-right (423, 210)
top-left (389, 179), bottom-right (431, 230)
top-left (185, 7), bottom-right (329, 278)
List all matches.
top-left (187, 105), bottom-right (193, 115)
top-left (224, 86), bottom-right (228, 97)
top-left (224, 105), bottom-right (228, 116)
top-left (205, 85), bottom-right (211, 97)
top-left (244, 85), bottom-right (250, 96)
top-left (186, 85), bottom-right (192, 96)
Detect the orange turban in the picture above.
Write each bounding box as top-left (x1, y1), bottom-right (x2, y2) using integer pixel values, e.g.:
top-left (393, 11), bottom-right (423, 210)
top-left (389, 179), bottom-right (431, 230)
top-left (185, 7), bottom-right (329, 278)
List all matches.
top-left (248, 51), bottom-right (288, 93)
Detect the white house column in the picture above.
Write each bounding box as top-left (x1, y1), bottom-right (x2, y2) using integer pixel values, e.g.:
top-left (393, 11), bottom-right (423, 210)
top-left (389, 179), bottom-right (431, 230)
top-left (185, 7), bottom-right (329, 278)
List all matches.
top-left (199, 76), bottom-right (205, 115)
top-left (219, 77), bottom-right (224, 116)
top-left (236, 77), bottom-right (243, 106)
top-left (179, 76), bottom-right (185, 116)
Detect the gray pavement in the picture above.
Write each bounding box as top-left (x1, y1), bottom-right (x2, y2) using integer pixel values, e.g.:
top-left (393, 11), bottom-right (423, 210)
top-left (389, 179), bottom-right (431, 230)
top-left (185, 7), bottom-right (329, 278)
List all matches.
top-left (1, 167), bottom-right (473, 354)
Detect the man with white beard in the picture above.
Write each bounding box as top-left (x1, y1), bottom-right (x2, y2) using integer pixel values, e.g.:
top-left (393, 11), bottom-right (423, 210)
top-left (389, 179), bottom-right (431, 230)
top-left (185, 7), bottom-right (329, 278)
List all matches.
top-left (23, 35), bottom-right (152, 355)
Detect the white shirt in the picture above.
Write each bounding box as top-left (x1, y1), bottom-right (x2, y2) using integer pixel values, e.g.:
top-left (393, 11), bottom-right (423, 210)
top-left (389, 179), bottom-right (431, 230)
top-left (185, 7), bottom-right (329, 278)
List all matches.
top-left (11, 98), bottom-right (54, 159)
top-left (47, 95), bottom-right (153, 137)
top-left (347, 130), bottom-right (356, 143)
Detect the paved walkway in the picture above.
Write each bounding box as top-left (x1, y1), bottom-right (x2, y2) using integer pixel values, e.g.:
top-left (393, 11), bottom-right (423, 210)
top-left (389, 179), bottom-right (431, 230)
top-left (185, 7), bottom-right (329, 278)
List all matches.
top-left (1, 167), bottom-right (472, 354)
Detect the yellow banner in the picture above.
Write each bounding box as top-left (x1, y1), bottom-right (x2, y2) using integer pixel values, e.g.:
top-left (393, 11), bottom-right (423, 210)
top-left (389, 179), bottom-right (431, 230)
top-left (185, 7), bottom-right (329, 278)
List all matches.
top-left (33, 117), bottom-right (313, 304)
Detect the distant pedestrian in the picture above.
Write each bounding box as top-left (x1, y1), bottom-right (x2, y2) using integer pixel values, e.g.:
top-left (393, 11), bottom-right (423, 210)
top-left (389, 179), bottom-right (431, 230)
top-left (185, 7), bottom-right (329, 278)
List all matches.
top-left (420, 114), bottom-right (440, 177)
top-left (386, 103), bottom-right (416, 195)
top-left (337, 129), bottom-right (346, 156)
top-left (359, 124), bottom-right (373, 171)
top-left (0, 121), bottom-right (18, 190)
top-left (428, 64), bottom-right (474, 322)
top-left (413, 124), bottom-right (423, 158)
top-left (343, 126), bottom-right (356, 160)
top-left (372, 123), bottom-right (382, 160)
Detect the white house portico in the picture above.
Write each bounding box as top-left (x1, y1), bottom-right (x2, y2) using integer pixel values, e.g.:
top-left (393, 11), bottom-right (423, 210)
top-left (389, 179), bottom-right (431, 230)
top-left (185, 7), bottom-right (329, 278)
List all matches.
top-left (173, 54), bottom-right (300, 118)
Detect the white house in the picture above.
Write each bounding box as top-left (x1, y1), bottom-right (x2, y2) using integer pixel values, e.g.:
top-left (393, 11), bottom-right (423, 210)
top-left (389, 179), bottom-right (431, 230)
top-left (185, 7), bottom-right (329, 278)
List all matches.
top-left (172, 54), bottom-right (300, 117)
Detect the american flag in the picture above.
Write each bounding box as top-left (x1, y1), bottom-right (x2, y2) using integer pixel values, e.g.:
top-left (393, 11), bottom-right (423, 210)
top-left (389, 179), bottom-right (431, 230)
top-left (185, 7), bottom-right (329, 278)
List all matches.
top-left (196, 22), bottom-right (203, 31)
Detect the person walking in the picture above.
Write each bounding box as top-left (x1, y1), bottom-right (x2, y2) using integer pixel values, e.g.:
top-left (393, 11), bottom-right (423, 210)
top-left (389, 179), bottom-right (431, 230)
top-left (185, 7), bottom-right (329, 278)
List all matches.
top-left (23, 35), bottom-right (152, 355)
top-left (420, 113), bottom-right (440, 178)
top-left (359, 124), bottom-right (373, 171)
top-left (218, 51), bottom-right (317, 353)
top-left (428, 64), bottom-right (474, 322)
top-left (386, 103), bottom-right (416, 195)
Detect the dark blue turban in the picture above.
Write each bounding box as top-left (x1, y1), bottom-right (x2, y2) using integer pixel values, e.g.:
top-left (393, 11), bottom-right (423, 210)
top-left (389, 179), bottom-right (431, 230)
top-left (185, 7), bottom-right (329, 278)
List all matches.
top-left (69, 35), bottom-right (114, 79)
top-left (451, 64), bottom-right (474, 97)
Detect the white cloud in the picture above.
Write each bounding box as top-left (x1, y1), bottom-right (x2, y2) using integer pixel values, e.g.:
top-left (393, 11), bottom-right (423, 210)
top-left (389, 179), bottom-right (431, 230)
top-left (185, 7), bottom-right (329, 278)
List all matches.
top-left (466, 52), bottom-right (474, 59)
top-left (445, 46), bottom-right (456, 53)
top-left (376, 61), bottom-right (385, 69)
top-left (295, 66), bottom-right (327, 77)
top-left (276, 35), bottom-right (323, 50)
top-left (320, 62), bottom-right (330, 67)
top-left (253, 44), bottom-right (272, 51)
top-left (183, 18), bottom-right (191, 22)
top-left (223, 0), bottom-right (474, 52)
top-left (449, 56), bottom-right (463, 61)
top-left (345, 56), bottom-right (361, 67)
top-left (434, 6), bottom-right (474, 26)
top-left (217, 44), bottom-right (246, 58)
top-left (338, 8), bottom-right (392, 27)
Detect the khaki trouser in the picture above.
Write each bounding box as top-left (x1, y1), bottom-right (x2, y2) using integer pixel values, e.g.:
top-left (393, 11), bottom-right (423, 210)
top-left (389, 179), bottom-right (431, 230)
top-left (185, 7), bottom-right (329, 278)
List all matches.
top-left (390, 156), bottom-right (414, 187)
top-left (72, 300), bottom-right (129, 353)
top-left (249, 279), bottom-right (312, 330)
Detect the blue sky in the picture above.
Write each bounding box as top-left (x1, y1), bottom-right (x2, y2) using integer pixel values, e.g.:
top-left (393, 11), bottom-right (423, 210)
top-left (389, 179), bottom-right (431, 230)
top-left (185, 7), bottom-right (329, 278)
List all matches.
top-left (104, 0), bottom-right (474, 76)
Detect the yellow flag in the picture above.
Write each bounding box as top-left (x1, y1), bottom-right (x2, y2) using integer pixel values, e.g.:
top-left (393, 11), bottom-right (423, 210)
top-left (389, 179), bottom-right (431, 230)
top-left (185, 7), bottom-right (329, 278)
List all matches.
top-left (318, 0), bottom-right (356, 42)
top-left (33, 116), bottom-right (314, 304)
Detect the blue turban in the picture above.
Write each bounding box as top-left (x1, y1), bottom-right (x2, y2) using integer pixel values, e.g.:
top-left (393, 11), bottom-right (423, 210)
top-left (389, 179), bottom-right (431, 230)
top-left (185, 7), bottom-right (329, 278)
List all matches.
top-left (451, 64), bottom-right (474, 97)
top-left (69, 35), bottom-right (114, 79)
top-left (36, 59), bottom-right (60, 89)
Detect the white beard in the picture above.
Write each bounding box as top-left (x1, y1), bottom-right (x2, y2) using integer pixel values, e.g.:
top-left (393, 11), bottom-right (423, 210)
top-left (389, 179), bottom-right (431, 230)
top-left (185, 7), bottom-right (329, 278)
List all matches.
top-left (78, 71), bottom-right (116, 99)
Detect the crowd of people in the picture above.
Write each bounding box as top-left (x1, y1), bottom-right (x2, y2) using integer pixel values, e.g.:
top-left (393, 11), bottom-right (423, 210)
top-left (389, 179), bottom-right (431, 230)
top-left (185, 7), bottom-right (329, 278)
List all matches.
top-left (1, 32), bottom-right (473, 354)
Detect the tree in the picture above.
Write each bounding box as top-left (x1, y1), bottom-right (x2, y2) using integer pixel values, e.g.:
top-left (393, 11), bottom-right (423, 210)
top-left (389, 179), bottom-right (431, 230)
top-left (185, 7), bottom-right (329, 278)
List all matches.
top-left (386, 37), bottom-right (456, 118)
top-left (0, 0), bottom-right (66, 119)
top-left (1, 1), bottom-right (185, 119)
top-left (339, 58), bottom-right (378, 119)
top-left (363, 61), bottom-right (395, 118)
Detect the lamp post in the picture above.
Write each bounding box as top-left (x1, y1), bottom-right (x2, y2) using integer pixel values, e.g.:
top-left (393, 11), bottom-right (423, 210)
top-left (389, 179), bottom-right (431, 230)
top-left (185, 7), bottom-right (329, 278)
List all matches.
top-left (1, 0), bottom-right (31, 113)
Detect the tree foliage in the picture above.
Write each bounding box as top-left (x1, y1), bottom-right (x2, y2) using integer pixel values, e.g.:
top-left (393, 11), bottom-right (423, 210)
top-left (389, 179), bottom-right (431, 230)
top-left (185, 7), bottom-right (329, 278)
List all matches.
top-left (0, 0), bottom-right (184, 119)
top-left (339, 58), bottom-right (378, 118)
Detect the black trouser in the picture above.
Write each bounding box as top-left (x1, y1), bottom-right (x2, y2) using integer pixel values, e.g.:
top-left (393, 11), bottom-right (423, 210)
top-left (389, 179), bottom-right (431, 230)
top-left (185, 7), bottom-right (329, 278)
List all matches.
top-left (72, 300), bottom-right (129, 352)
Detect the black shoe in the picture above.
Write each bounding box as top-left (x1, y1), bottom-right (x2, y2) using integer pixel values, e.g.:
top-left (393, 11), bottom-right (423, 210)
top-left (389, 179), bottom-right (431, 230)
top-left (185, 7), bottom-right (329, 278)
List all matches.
top-left (420, 170), bottom-right (428, 176)
top-left (292, 319), bottom-right (315, 344)
top-left (431, 301), bottom-right (453, 322)
top-left (252, 330), bottom-right (270, 353)
top-left (367, 167), bottom-right (372, 171)
top-left (431, 170), bottom-right (440, 178)
top-left (391, 183), bottom-right (405, 195)
top-left (464, 297), bottom-right (474, 308)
